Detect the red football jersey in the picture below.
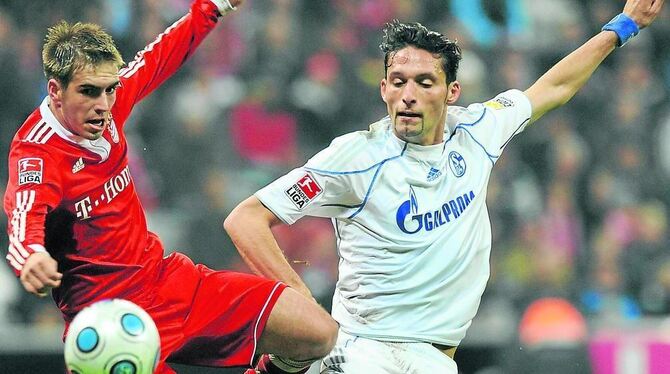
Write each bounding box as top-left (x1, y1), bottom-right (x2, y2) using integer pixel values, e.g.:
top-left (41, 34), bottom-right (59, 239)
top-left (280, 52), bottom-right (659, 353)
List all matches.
top-left (4, 0), bottom-right (221, 321)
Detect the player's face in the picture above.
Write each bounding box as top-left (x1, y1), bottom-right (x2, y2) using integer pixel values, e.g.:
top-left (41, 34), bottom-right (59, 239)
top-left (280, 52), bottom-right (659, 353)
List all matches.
top-left (381, 46), bottom-right (460, 145)
top-left (48, 62), bottom-right (120, 140)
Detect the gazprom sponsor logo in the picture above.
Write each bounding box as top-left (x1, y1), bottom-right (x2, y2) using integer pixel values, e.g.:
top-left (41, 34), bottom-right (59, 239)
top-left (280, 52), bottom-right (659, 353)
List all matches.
top-left (395, 187), bottom-right (475, 234)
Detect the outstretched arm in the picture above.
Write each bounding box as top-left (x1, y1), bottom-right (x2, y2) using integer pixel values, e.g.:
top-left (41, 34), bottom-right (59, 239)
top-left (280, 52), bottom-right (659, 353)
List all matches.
top-left (113, 0), bottom-right (246, 124)
top-left (525, 0), bottom-right (664, 124)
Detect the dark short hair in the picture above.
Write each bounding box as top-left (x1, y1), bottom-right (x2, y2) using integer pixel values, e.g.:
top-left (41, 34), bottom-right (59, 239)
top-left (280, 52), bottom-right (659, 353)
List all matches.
top-left (42, 21), bottom-right (124, 87)
top-left (380, 20), bottom-right (462, 83)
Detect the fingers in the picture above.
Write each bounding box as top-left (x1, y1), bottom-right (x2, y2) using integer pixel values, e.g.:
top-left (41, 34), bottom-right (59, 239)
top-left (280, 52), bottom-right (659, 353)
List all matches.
top-left (21, 276), bottom-right (50, 297)
top-left (20, 253), bottom-right (62, 297)
top-left (651, 0), bottom-right (665, 13)
top-left (625, 0), bottom-right (665, 28)
top-left (21, 270), bottom-right (62, 297)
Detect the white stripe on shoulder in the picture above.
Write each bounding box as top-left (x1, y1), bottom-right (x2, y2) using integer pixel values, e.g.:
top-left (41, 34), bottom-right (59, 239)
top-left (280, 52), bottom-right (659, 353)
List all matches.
top-left (23, 121), bottom-right (54, 144)
top-left (37, 128), bottom-right (55, 144)
top-left (24, 121), bottom-right (45, 141)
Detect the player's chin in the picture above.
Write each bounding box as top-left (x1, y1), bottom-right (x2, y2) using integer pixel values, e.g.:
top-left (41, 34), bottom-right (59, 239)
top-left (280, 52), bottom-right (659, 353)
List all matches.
top-left (83, 126), bottom-right (106, 140)
top-left (81, 121), bottom-right (107, 138)
top-left (394, 123), bottom-right (421, 138)
top-left (83, 131), bottom-right (104, 140)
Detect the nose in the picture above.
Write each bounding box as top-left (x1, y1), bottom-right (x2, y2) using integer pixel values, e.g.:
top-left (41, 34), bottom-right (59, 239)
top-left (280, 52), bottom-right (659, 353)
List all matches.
top-left (94, 93), bottom-right (113, 114)
top-left (401, 82), bottom-right (417, 107)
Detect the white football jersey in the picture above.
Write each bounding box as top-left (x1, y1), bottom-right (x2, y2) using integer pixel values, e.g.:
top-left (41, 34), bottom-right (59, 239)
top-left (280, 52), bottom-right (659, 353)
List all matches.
top-left (256, 89), bottom-right (531, 346)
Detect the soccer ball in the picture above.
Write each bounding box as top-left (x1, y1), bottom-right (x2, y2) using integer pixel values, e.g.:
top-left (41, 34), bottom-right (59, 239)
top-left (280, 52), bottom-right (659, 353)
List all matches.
top-left (64, 299), bottom-right (161, 374)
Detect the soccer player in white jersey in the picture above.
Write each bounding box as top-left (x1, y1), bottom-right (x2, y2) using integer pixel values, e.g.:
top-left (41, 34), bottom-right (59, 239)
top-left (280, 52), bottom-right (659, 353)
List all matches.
top-left (225, 0), bottom-right (664, 372)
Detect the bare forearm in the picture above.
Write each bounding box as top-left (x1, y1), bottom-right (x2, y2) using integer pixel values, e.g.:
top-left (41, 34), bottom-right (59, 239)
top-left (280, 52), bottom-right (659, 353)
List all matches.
top-left (224, 198), bottom-right (313, 298)
top-left (525, 31), bottom-right (617, 123)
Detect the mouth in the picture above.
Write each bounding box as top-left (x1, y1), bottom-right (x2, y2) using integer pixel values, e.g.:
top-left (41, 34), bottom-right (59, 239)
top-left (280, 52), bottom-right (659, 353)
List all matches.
top-left (397, 111), bottom-right (422, 121)
top-left (86, 118), bottom-right (106, 132)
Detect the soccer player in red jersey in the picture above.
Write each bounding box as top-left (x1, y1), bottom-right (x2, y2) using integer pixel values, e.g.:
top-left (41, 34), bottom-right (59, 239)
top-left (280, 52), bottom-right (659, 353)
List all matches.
top-left (3, 1), bottom-right (337, 373)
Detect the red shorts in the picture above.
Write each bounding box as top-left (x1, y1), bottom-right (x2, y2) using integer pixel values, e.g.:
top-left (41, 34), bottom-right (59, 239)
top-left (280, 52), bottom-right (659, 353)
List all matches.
top-left (144, 252), bottom-right (286, 371)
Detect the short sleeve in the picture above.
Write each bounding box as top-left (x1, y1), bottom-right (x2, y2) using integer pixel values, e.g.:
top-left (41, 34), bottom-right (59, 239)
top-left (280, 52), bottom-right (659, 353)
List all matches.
top-left (464, 89), bottom-right (532, 156)
top-left (256, 133), bottom-right (374, 224)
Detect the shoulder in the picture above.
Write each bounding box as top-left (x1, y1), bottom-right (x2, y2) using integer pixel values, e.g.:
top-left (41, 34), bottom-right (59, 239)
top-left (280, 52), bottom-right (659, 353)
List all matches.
top-left (480, 89), bottom-right (531, 114)
top-left (14, 109), bottom-right (52, 143)
top-left (446, 104), bottom-right (487, 133)
top-left (306, 117), bottom-right (398, 173)
top-left (446, 89), bottom-right (531, 130)
top-left (11, 114), bottom-right (64, 164)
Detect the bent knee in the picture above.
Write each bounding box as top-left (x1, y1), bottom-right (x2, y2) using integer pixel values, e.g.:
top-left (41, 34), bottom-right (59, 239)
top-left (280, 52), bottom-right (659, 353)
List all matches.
top-left (291, 310), bottom-right (338, 359)
top-left (307, 315), bottom-right (338, 358)
top-left (262, 289), bottom-right (339, 359)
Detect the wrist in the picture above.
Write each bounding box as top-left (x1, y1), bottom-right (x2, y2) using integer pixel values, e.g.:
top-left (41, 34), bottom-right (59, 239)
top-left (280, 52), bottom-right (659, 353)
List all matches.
top-left (209, 0), bottom-right (237, 16)
top-left (601, 13), bottom-right (639, 47)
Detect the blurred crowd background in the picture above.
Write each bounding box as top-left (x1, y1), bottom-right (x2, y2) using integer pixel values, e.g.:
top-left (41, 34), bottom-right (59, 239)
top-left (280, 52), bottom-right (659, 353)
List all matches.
top-left (1, 0), bottom-right (670, 373)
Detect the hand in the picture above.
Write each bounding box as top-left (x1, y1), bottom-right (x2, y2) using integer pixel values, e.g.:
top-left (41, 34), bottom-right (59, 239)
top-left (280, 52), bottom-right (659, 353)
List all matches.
top-left (20, 252), bottom-right (62, 297)
top-left (623, 0), bottom-right (665, 29)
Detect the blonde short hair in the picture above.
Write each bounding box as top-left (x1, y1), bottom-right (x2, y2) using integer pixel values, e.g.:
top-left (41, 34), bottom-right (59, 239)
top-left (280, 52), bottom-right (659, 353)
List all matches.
top-left (42, 21), bottom-right (124, 87)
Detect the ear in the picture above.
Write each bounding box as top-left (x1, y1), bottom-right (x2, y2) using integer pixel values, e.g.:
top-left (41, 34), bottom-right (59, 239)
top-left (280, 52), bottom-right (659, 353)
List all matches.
top-left (47, 79), bottom-right (63, 107)
top-left (446, 81), bottom-right (461, 104)
top-left (380, 78), bottom-right (388, 104)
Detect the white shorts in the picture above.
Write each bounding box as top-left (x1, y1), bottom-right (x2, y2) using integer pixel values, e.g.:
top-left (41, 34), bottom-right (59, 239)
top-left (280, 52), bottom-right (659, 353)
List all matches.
top-left (320, 329), bottom-right (458, 374)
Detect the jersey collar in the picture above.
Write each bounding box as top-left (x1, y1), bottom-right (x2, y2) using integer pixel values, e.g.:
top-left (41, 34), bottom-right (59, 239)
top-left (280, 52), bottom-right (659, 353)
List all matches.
top-left (383, 117), bottom-right (446, 162)
top-left (40, 97), bottom-right (112, 162)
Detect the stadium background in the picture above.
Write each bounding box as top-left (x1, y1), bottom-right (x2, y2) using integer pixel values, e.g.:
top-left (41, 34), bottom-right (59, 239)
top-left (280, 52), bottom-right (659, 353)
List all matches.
top-left (1, 0), bottom-right (670, 373)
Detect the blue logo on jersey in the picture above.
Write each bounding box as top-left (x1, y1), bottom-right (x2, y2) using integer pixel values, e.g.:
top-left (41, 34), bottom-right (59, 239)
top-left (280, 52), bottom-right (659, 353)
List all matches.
top-left (448, 151), bottom-right (466, 177)
top-left (395, 187), bottom-right (475, 234)
top-left (426, 167), bottom-right (442, 182)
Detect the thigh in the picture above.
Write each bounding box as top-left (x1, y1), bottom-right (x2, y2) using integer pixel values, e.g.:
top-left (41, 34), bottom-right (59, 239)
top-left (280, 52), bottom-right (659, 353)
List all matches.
top-left (151, 253), bottom-right (287, 368)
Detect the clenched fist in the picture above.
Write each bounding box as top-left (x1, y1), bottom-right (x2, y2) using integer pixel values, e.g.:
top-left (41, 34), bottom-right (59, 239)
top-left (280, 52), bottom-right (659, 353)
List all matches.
top-left (20, 252), bottom-right (62, 297)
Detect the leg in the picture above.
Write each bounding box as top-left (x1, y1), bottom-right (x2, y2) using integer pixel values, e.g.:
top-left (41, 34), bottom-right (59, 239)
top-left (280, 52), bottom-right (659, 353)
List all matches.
top-left (246, 288), bottom-right (338, 374)
top-left (257, 287), bottom-right (338, 360)
top-left (155, 254), bottom-right (333, 369)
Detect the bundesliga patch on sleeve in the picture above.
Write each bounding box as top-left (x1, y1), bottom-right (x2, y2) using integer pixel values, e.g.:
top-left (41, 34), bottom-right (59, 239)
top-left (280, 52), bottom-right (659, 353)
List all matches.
top-left (285, 173), bottom-right (323, 209)
top-left (484, 96), bottom-right (514, 110)
top-left (18, 158), bottom-right (43, 185)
